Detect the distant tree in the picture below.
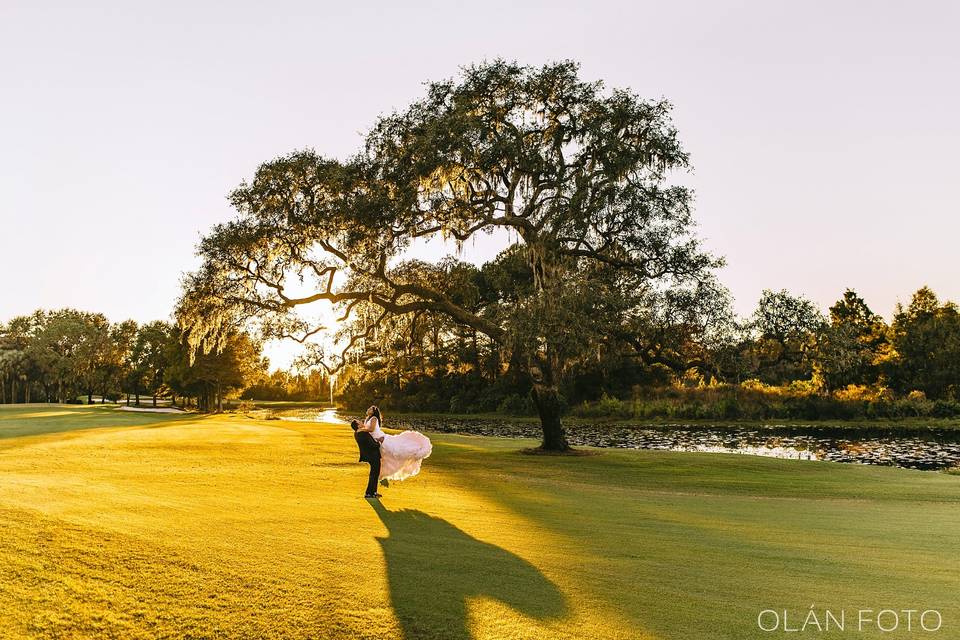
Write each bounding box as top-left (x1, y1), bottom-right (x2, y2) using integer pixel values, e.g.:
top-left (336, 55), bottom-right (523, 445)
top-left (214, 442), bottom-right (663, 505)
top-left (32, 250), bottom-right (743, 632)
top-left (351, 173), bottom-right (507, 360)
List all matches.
top-left (128, 321), bottom-right (174, 407)
top-left (0, 341), bottom-right (25, 404)
top-left (28, 309), bottom-right (104, 403)
top-left (101, 320), bottom-right (138, 403)
top-left (242, 368), bottom-right (332, 402)
top-left (751, 290), bottom-right (825, 384)
top-left (72, 312), bottom-right (113, 405)
top-left (166, 330), bottom-right (265, 412)
top-left (829, 289), bottom-right (882, 330)
top-left (620, 277), bottom-right (736, 381)
top-left (884, 287), bottom-right (960, 398)
top-left (707, 318), bottom-right (756, 385)
top-left (813, 289), bottom-right (887, 391)
top-left (2, 311), bottom-right (127, 404)
top-left (0, 315), bottom-right (37, 403)
top-left (179, 61), bottom-right (720, 450)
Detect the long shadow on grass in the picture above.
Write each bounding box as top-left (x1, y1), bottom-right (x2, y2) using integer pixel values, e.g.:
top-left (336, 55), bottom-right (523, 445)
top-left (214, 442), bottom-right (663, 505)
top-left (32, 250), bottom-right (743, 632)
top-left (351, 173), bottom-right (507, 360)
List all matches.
top-left (370, 500), bottom-right (566, 640)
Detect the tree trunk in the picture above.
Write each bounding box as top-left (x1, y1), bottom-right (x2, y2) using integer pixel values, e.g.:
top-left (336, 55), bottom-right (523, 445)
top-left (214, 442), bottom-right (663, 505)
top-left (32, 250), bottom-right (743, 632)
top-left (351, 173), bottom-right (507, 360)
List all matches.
top-left (528, 361), bottom-right (570, 452)
top-left (216, 382), bottom-right (222, 413)
top-left (87, 389), bottom-right (93, 405)
top-left (530, 382), bottom-right (569, 451)
top-left (152, 394), bottom-right (157, 408)
top-left (471, 330), bottom-right (481, 376)
top-left (25, 381), bottom-right (31, 404)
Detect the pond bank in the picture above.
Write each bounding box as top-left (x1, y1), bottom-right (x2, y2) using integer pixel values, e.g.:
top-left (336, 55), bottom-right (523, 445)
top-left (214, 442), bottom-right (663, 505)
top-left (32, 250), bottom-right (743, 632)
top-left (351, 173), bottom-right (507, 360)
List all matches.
top-left (269, 407), bottom-right (960, 472)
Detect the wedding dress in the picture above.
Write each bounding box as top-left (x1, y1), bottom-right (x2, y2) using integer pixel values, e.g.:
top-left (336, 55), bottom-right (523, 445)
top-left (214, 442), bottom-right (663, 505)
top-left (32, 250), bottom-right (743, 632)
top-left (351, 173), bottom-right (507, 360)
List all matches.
top-left (366, 417), bottom-right (432, 481)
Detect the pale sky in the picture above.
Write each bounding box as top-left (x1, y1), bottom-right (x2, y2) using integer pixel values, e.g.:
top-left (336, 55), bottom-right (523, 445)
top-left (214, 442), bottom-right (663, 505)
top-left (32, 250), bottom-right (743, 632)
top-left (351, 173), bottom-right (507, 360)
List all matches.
top-left (2, 1), bottom-right (958, 367)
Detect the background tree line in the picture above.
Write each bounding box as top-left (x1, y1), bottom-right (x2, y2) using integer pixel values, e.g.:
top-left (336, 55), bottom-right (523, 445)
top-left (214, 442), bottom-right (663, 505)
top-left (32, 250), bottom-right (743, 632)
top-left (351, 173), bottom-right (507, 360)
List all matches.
top-left (4, 281), bottom-right (958, 421)
top-left (334, 277), bottom-right (960, 420)
top-left (0, 309), bottom-right (273, 411)
top-left (240, 369), bottom-right (332, 402)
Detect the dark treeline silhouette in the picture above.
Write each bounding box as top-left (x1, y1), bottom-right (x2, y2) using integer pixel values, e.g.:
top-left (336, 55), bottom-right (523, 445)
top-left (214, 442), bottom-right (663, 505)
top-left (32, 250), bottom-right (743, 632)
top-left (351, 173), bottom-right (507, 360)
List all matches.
top-left (336, 286), bottom-right (960, 420)
top-left (0, 310), bottom-right (266, 411)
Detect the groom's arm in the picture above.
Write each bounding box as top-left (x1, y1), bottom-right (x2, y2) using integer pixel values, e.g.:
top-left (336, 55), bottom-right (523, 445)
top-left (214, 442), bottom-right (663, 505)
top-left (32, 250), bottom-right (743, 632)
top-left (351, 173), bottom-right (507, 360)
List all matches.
top-left (357, 427), bottom-right (379, 444)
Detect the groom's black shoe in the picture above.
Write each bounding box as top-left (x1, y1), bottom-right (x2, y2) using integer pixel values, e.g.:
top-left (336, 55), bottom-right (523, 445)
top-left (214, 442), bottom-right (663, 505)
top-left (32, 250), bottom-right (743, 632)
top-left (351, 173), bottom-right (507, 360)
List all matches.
top-left (364, 493), bottom-right (380, 499)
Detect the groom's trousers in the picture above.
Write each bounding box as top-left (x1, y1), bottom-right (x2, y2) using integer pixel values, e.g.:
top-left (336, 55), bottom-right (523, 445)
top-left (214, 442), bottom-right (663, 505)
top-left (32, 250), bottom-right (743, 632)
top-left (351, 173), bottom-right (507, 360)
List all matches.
top-left (365, 456), bottom-right (381, 495)
top-left (354, 430), bottom-right (382, 496)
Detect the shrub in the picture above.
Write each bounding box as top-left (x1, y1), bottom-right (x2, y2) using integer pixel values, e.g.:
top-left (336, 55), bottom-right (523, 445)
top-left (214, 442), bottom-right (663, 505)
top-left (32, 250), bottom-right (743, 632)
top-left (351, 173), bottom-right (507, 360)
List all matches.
top-left (932, 400), bottom-right (960, 418)
top-left (645, 363), bottom-right (678, 387)
top-left (597, 393), bottom-right (630, 416)
top-left (679, 368), bottom-right (705, 388)
top-left (717, 395), bottom-right (741, 419)
top-left (875, 386), bottom-right (896, 402)
top-left (834, 385), bottom-right (875, 402)
top-left (898, 397), bottom-right (934, 417)
top-left (787, 379), bottom-right (820, 396)
top-left (740, 378), bottom-right (771, 392)
top-left (497, 393), bottom-right (537, 416)
top-left (448, 394), bottom-right (469, 414)
top-left (865, 399), bottom-right (894, 419)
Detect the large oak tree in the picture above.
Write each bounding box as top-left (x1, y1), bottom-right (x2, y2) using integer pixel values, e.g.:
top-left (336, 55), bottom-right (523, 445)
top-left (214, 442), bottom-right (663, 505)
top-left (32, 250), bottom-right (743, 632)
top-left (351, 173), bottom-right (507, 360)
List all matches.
top-left (179, 61), bottom-right (720, 450)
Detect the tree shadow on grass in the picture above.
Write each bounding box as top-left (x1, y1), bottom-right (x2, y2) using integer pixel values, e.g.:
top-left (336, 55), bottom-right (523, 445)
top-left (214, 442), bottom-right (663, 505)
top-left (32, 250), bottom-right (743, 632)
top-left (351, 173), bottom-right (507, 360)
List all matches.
top-left (370, 500), bottom-right (567, 640)
top-left (0, 406), bottom-right (194, 441)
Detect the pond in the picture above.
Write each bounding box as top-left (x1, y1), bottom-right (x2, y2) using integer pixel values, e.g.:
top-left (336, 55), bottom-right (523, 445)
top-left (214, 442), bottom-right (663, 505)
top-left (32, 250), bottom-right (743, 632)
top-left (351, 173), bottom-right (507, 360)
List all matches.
top-left (266, 408), bottom-right (960, 472)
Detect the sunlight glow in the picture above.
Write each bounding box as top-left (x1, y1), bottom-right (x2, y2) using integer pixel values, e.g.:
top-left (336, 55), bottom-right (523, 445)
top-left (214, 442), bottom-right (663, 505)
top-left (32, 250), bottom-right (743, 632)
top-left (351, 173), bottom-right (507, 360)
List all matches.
top-left (262, 230), bottom-right (515, 372)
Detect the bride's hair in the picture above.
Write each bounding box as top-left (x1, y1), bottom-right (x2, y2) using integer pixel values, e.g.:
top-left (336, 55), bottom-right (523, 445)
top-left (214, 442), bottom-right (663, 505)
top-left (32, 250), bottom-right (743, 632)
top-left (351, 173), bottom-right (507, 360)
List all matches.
top-left (369, 405), bottom-right (382, 424)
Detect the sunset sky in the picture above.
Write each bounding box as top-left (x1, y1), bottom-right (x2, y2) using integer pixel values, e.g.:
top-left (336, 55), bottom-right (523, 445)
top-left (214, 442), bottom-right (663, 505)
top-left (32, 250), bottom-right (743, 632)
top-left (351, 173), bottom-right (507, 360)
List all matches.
top-left (2, 0), bottom-right (958, 366)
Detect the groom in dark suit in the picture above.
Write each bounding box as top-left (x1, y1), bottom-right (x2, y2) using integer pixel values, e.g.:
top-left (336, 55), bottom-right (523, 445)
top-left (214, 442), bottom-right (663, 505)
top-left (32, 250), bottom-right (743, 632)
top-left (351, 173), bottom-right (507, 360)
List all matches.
top-left (351, 420), bottom-right (382, 498)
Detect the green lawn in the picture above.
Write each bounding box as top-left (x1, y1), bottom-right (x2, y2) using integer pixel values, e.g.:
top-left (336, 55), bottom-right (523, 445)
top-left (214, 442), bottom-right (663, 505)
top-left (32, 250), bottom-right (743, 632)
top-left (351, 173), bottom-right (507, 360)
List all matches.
top-left (0, 405), bottom-right (957, 639)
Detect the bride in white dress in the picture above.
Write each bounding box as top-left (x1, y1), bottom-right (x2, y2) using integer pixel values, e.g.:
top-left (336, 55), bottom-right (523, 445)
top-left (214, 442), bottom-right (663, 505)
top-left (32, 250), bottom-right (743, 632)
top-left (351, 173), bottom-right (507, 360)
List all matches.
top-left (363, 405), bottom-right (432, 483)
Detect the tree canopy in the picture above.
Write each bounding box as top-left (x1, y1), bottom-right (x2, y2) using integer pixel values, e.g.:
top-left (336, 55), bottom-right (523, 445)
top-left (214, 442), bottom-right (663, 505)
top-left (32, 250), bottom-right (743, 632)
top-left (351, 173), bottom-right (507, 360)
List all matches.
top-left (178, 60), bottom-right (723, 449)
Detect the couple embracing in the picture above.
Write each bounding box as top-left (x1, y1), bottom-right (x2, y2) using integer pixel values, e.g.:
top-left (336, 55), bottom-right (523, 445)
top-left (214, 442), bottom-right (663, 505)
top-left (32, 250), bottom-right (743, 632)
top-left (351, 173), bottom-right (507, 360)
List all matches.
top-left (351, 405), bottom-right (433, 498)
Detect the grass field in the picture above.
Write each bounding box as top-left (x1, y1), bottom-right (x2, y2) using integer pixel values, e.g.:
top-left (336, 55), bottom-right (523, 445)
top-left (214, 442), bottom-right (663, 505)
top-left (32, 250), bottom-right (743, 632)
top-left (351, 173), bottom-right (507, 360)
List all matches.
top-left (0, 405), bottom-right (958, 639)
